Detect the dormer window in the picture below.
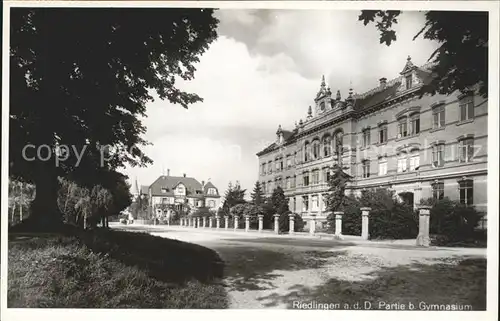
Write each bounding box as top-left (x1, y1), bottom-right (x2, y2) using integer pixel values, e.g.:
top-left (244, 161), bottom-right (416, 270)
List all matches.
top-left (207, 188), bottom-right (217, 195)
top-left (405, 74), bottom-right (413, 89)
top-left (161, 187), bottom-right (168, 193)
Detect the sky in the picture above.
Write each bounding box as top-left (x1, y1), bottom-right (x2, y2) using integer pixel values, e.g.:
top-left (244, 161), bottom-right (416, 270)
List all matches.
top-left (122, 9), bottom-right (439, 198)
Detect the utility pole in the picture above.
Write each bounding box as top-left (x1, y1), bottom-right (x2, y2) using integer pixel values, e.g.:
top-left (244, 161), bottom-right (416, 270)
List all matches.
top-left (20, 182), bottom-right (23, 222)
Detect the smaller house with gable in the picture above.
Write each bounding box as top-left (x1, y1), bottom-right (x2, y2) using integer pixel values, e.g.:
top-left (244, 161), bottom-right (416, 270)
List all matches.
top-left (132, 169), bottom-right (221, 218)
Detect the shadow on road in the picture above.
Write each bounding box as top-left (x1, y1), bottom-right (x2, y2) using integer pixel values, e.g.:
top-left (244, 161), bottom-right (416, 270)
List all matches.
top-left (79, 229), bottom-right (225, 284)
top-left (256, 257), bottom-right (487, 310)
top-left (212, 244), bottom-right (349, 292)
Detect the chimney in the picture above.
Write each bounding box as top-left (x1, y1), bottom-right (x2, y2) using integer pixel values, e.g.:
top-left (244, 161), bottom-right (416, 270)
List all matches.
top-left (183, 173), bottom-right (186, 177)
top-left (202, 180), bottom-right (205, 187)
top-left (167, 169), bottom-right (170, 176)
top-left (379, 77), bottom-right (387, 88)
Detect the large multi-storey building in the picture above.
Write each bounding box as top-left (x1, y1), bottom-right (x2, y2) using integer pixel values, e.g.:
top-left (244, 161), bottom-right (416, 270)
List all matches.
top-left (132, 170), bottom-right (221, 217)
top-left (256, 56), bottom-right (488, 229)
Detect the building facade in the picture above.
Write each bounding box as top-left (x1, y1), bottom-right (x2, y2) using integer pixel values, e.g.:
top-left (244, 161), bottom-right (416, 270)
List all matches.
top-left (132, 170), bottom-right (221, 218)
top-left (256, 56), bottom-right (488, 229)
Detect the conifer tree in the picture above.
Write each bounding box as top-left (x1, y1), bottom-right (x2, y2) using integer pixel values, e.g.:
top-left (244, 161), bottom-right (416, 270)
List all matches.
top-left (325, 164), bottom-right (353, 213)
top-left (250, 181), bottom-right (265, 206)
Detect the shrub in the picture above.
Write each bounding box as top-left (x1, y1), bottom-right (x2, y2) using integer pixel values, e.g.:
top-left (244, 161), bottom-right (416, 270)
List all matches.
top-left (420, 197), bottom-right (485, 244)
top-left (326, 188), bottom-right (418, 239)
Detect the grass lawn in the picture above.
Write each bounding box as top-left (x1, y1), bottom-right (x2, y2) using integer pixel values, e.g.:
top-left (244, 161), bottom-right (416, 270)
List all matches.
top-left (8, 229), bottom-right (229, 308)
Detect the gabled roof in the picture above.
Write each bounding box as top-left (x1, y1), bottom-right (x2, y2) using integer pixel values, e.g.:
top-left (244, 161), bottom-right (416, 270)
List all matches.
top-left (256, 129), bottom-right (297, 156)
top-left (203, 181), bottom-right (220, 196)
top-left (354, 66), bottom-right (433, 112)
top-left (149, 175), bottom-right (204, 196)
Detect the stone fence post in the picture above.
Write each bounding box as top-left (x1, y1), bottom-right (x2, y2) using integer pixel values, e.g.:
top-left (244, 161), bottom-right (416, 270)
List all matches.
top-left (273, 214), bottom-right (280, 234)
top-left (258, 214), bottom-right (264, 232)
top-left (309, 215), bottom-right (316, 235)
top-left (416, 205), bottom-right (432, 247)
top-left (190, 217), bottom-right (194, 227)
top-left (224, 216), bottom-right (229, 230)
top-left (245, 215), bottom-right (250, 232)
top-left (334, 211), bottom-right (344, 237)
top-left (202, 216), bottom-right (207, 228)
top-left (208, 216), bottom-right (213, 228)
top-left (216, 216), bottom-right (220, 229)
top-left (360, 207), bottom-right (371, 240)
top-left (197, 217), bottom-right (201, 228)
top-left (180, 218), bottom-right (184, 226)
top-left (289, 214), bottom-right (295, 235)
top-left (234, 216), bottom-right (239, 230)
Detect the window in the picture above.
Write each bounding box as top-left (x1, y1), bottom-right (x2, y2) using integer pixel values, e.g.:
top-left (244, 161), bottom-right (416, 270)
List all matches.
top-left (267, 180), bottom-right (272, 192)
top-left (275, 159), bottom-right (280, 171)
top-left (334, 132), bottom-right (343, 156)
top-left (313, 140), bottom-right (320, 160)
top-left (459, 138), bottom-right (474, 163)
top-left (459, 95), bottom-right (474, 121)
top-left (432, 181), bottom-right (444, 200)
top-left (312, 170), bottom-right (320, 185)
top-left (292, 197), bottom-right (296, 212)
top-left (410, 113), bottom-right (420, 135)
top-left (397, 117), bottom-right (408, 138)
top-left (280, 157), bottom-right (284, 170)
top-left (362, 160), bottom-right (370, 178)
top-left (378, 158), bottom-right (388, 176)
top-left (292, 175), bottom-right (296, 188)
top-left (409, 150), bottom-right (420, 171)
top-left (323, 167), bottom-right (331, 182)
top-left (432, 144), bottom-right (445, 167)
top-left (322, 194), bottom-right (328, 211)
top-left (303, 172), bottom-right (310, 186)
top-left (261, 182), bottom-right (266, 194)
top-left (311, 195), bottom-right (319, 211)
top-left (302, 196), bottom-right (309, 212)
top-left (161, 188), bottom-right (168, 193)
top-left (459, 179), bottom-right (473, 205)
top-left (208, 200), bottom-right (216, 208)
top-left (208, 188), bottom-right (217, 195)
top-left (161, 197), bottom-right (168, 204)
top-left (268, 161), bottom-right (272, 174)
top-left (362, 128), bottom-right (371, 147)
top-left (406, 74), bottom-right (413, 89)
top-left (433, 105), bottom-right (446, 128)
top-left (286, 177), bottom-right (291, 189)
top-left (323, 135), bottom-right (332, 157)
top-left (304, 142), bottom-right (310, 162)
top-left (378, 124), bottom-right (388, 143)
top-left (261, 163), bottom-right (266, 175)
top-left (397, 153), bottom-right (407, 173)
top-left (286, 155), bottom-right (292, 168)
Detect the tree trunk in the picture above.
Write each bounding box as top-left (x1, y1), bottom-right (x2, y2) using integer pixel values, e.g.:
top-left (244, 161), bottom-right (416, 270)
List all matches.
top-left (25, 166), bottom-right (64, 232)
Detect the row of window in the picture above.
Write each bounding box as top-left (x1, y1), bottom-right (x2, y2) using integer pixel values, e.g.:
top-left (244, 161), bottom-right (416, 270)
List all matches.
top-left (361, 138), bottom-right (475, 178)
top-left (261, 167), bottom-right (333, 193)
top-left (260, 95), bottom-right (476, 176)
top-left (286, 179), bottom-right (474, 213)
top-left (159, 197), bottom-right (217, 208)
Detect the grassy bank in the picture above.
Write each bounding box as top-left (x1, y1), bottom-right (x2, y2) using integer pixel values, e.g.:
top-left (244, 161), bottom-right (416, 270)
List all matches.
top-left (8, 229), bottom-right (228, 308)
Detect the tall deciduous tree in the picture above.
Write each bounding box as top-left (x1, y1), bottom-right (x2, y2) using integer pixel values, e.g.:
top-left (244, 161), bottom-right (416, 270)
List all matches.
top-left (250, 181), bottom-right (265, 205)
top-left (10, 8), bottom-right (218, 230)
top-left (359, 10), bottom-right (488, 98)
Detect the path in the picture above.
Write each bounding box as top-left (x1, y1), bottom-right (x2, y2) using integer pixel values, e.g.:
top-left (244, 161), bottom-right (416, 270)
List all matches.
top-left (113, 224), bottom-right (487, 310)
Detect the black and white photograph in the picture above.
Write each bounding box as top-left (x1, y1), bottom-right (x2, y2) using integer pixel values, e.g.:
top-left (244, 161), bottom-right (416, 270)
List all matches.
top-left (1, 1), bottom-right (498, 320)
